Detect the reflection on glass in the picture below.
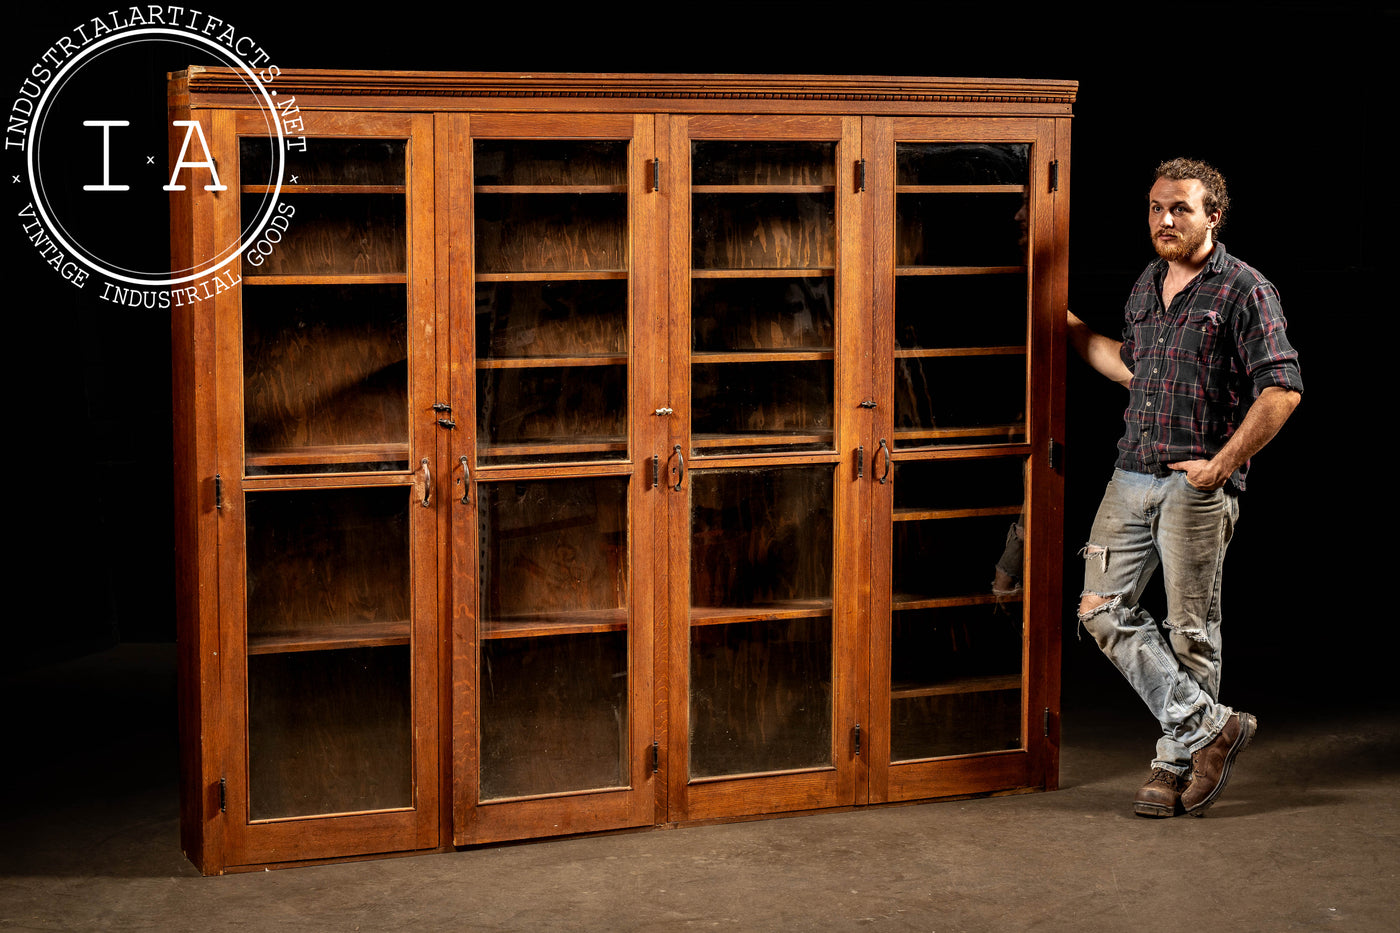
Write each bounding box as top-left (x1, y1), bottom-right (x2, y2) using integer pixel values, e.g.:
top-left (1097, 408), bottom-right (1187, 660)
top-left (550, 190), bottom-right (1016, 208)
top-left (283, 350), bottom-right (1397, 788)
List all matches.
top-left (689, 466), bottom-right (834, 777)
top-left (888, 457), bottom-right (1026, 761)
top-left (473, 140), bottom-right (630, 465)
top-left (477, 476), bottom-right (629, 799)
top-left (244, 486), bottom-right (412, 818)
top-left (243, 285), bottom-right (409, 475)
top-left (691, 141), bottom-right (837, 454)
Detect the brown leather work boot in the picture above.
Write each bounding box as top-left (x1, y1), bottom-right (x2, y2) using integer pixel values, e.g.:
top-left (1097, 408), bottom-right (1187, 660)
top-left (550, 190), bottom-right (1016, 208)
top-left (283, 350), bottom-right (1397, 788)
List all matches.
top-left (1133, 768), bottom-right (1187, 818)
top-left (1181, 711), bottom-right (1258, 816)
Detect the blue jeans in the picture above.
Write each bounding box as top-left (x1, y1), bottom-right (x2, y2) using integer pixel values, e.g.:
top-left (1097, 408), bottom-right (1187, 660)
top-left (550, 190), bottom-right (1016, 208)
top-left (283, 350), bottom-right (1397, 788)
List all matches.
top-left (1078, 469), bottom-right (1239, 774)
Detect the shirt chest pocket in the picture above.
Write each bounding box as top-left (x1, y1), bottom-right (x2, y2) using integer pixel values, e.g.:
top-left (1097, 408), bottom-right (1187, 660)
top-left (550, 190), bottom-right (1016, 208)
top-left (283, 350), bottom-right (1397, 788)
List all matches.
top-left (1174, 309), bottom-right (1230, 398)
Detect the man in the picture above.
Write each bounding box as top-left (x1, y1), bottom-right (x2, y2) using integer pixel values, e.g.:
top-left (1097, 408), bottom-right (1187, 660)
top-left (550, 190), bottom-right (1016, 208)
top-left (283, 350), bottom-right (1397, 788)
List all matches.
top-left (1067, 157), bottom-right (1302, 817)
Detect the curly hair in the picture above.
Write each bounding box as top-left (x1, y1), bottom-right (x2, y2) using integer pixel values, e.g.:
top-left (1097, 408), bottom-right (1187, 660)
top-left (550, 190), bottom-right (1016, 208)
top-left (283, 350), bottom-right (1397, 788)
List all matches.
top-left (1153, 157), bottom-right (1229, 234)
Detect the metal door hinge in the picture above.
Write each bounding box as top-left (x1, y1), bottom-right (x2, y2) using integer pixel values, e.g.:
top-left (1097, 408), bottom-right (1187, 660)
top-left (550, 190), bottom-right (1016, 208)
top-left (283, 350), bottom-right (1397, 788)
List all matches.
top-left (651, 739), bottom-right (660, 773)
top-left (652, 454), bottom-right (660, 488)
top-left (1049, 160), bottom-right (1059, 192)
top-left (651, 159), bottom-right (661, 192)
top-left (214, 473), bottom-right (223, 511)
top-left (855, 159), bottom-right (866, 192)
top-left (1044, 708), bottom-right (1051, 737)
top-left (218, 776), bottom-right (226, 813)
top-left (1048, 437), bottom-right (1062, 470)
top-left (856, 445), bottom-right (864, 479)
top-left (853, 723), bottom-right (862, 756)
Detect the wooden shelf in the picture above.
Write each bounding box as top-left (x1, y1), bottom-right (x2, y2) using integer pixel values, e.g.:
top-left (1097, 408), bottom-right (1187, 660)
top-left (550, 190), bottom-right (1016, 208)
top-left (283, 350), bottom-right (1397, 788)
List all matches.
top-left (693, 349), bottom-right (834, 364)
top-left (895, 265), bottom-right (1025, 276)
top-left (691, 184), bottom-right (835, 194)
top-left (479, 437), bottom-right (628, 458)
top-left (475, 184), bottom-right (627, 194)
top-left (894, 504), bottom-right (1022, 522)
top-left (692, 268), bottom-right (834, 279)
top-left (475, 270), bottom-right (628, 283)
top-left (481, 608), bottom-right (628, 640)
top-left (892, 592), bottom-right (1023, 612)
top-left (895, 184), bottom-right (1026, 194)
top-left (248, 620), bottom-right (410, 655)
top-left (246, 443), bottom-right (411, 467)
top-left (477, 355), bottom-right (627, 369)
top-left (890, 674), bottom-right (1021, 700)
top-left (894, 424), bottom-right (1025, 442)
top-left (692, 432), bottom-right (834, 449)
top-left (894, 346), bottom-right (1025, 359)
top-left (242, 184), bottom-right (406, 195)
top-left (245, 274), bottom-right (408, 286)
top-left (690, 599), bottom-right (833, 627)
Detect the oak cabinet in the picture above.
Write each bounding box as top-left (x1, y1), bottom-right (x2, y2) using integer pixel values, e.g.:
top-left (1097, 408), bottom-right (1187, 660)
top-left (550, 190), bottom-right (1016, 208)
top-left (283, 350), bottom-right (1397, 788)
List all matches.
top-left (170, 71), bottom-right (1072, 873)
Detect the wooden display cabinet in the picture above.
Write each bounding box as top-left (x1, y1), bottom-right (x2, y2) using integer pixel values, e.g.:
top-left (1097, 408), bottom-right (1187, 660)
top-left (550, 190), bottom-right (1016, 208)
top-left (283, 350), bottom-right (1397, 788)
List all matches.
top-left (170, 71), bottom-right (1072, 873)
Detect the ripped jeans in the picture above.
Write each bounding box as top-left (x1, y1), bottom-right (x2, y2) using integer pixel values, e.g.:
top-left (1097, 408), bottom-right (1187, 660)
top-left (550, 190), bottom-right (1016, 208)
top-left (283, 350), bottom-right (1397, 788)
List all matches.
top-left (1078, 469), bottom-right (1239, 775)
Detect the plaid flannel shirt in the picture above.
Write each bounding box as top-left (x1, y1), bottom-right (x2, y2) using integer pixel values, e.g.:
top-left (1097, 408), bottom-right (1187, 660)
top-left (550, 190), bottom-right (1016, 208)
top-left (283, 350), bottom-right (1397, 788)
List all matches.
top-left (1115, 243), bottom-right (1303, 491)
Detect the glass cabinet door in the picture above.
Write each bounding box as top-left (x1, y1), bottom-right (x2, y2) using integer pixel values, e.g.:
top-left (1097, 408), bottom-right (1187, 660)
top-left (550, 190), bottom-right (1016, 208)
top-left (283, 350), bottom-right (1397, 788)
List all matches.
top-left (220, 111), bottom-right (438, 865)
top-left (668, 118), bottom-right (863, 821)
top-left (453, 115), bottom-right (659, 844)
top-left (870, 124), bottom-right (1061, 803)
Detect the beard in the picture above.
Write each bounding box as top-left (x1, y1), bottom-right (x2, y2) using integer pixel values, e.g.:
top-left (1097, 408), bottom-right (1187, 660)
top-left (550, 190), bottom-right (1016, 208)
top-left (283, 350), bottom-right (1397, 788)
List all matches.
top-left (1151, 224), bottom-right (1210, 262)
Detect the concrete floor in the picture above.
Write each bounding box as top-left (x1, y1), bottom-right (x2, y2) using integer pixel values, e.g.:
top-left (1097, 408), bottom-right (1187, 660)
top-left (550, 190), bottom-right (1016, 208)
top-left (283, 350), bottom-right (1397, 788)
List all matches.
top-left (2, 644), bottom-right (1397, 932)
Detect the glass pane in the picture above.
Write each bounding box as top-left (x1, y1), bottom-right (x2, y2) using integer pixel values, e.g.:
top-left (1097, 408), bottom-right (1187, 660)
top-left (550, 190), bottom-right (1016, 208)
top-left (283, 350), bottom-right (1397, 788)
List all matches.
top-left (893, 354), bottom-right (1027, 448)
top-left (473, 141), bottom-right (630, 465)
top-left (897, 193), bottom-right (1026, 268)
top-left (475, 280), bottom-right (629, 466)
top-left (243, 285), bottom-right (409, 474)
top-left (477, 476), bottom-right (629, 799)
top-left (889, 457), bottom-right (1025, 761)
top-left (896, 143), bottom-right (1029, 186)
top-left (241, 138), bottom-right (407, 187)
top-left (692, 193), bottom-right (834, 271)
top-left (474, 194), bottom-right (626, 275)
top-left (474, 140), bottom-right (626, 186)
top-left (240, 194), bottom-right (406, 276)
top-left (689, 466), bottom-right (833, 777)
top-left (691, 141), bottom-right (837, 456)
top-left (244, 486), bottom-right (412, 819)
top-left (692, 141), bottom-right (835, 185)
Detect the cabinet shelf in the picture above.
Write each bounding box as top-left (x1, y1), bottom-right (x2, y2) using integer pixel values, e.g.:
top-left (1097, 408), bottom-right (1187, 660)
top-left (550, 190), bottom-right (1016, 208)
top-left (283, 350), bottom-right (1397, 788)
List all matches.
top-left (894, 346), bottom-right (1025, 359)
top-left (475, 270), bottom-right (628, 283)
top-left (481, 608), bottom-right (628, 640)
top-left (693, 349), bottom-right (834, 364)
top-left (245, 443), bottom-right (411, 468)
top-left (245, 274), bottom-right (409, 286)
top-left (242, 184), bottom-right (406, 195)
top-left (691, 184), bottom-right (835, 194)
top-left (896, 265), bottom-right (1025, 276)
top-left (894, 424), bottom-right (1025, 442)
top-left (893, 504), bottom-right (1022, 522)
top-left (692, 268), bottom-right (834, 279)
top-left (478, 437), bottom-right (628, 458)
top-left (890, 674), bottom-right (1021, 700)
top-left (690, 599), bottom-right (832, 627)
top-left (892, 592), bottom-right (1023, 612)
top-left (475, 184), bottom-right (627, 194)
top-left (248, 620), bottom-right (411, 655)
top-left (895, 184), bottom-right (1026, 195)
top-left (477, 355), bottom-right (627, 369)
top-left (692, 432), bottom-right (834, 449)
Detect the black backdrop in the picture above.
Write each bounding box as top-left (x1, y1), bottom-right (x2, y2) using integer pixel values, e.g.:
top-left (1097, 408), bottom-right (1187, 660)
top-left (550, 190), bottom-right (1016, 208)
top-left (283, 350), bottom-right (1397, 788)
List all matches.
top-left (7, 3), bottom-right (1389, 711)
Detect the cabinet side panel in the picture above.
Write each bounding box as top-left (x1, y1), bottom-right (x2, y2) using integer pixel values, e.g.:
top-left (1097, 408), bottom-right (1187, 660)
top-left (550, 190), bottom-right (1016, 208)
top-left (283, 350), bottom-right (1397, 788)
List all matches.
top-left (170, 94), bottom-right (223, 873)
